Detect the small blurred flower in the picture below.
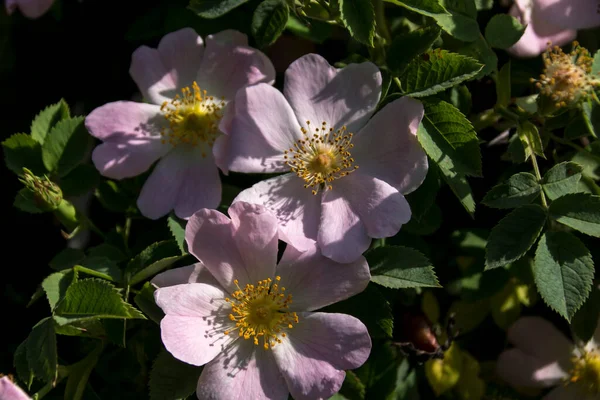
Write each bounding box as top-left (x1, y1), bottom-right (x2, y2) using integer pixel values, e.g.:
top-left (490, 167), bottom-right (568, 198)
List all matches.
top-left (0, 376), bottom-right (31, 400)
top-left (85, 28), bottom-right (275, 220)
top-left (152, 201), bottom-right (372, 399)
top-left (5, 0), bottom-right (53, 19)
top-left (508, 0), bottom-right (600, 58)
top-left (497, 316), bottom-right (600, 399)
top-left (218, 53), bottom-right (428, 263)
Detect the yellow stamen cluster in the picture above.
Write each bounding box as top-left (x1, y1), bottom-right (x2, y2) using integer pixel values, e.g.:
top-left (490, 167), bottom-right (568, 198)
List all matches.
top-left (532, 42), bottom-right (599, 108)
top-left (284, 120), bottom-right (359, 195)
top-left (224, 276), bottom-right (299, 350)
top-left (567, 350), bottom-right (600, 396)
top-left (160, 81), bottom-right (225, 157)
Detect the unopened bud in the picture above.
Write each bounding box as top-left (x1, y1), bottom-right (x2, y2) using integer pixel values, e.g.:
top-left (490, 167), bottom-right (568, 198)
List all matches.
top-left (19, 168), bottom-right (63, 211)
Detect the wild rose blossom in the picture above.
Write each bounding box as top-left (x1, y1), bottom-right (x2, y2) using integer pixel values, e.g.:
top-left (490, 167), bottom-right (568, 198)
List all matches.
top-left (152, 201), bottom-right (372, 399)
top-left (85, 28), bottom-right (275, 219)
top-left (508, 0), bottom-right (600, 57)
top-left (0, 376), bottom-right (31, 400)
top-left (5, 0), bottom-right (53, 19)
top-left (216, 54), bottom-right (428, 263)
top-left (497, 316), bottom-right (600, 399)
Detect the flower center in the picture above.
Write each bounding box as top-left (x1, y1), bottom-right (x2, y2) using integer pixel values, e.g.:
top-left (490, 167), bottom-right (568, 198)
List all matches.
top-left (533, 42), bottom-right (599, 108)
top-left (568, 351), bottom-right (600, 396)
top-left (224, 276), bottom-right (299, 350)
top-left (284, 120), bottom-right (359, 195)
top-left (160, 81), bottom-right (225, 157)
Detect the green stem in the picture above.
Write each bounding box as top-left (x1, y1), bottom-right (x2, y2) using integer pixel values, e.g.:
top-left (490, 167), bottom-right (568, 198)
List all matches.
top-left (470, 108), bottom-right (501, 132)
top-left (123, 217), bottom-right (132, 251)
top-left (393, 77), bottom-right (402, 91)
top-left (530, 154), bottom-right (548, 208)
top-left (549, 133), bottom-right (600, 163)
top-left (73, 265), bottom-right (115, 281)
top-left (373, 0), bottom-right (391, 43)
top-left (54, 200), bottom-right (78, 232)
top-left (495, 105), bottom-right (521, 122)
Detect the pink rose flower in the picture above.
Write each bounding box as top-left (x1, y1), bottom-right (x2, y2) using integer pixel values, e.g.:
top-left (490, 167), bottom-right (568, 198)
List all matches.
top-left (152, 201), bottom-right (372, 400)
top-left (0, 376), bottom-right (31, 400)
top-left (497, 316), bottom-right (600, 399)
top-left (216, 54), bottom-right (428, 263)
top-left (5, 0), bottom-right (53, 19)
top-left (85, 28), bottom-right (275, 220)
top-left (508, 0), bottom-right (600, 57)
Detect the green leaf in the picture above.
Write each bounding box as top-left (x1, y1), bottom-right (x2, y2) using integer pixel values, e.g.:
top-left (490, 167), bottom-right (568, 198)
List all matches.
top-left (572, 286), bottom-right (600, 343)
top-left (149, 350), bottom-right (202, 400)
top-left (403, 203), bottom-right (442, 235)
top-left (251, 0), bottom-right (288, 48)
top-left (2, 133), bottom-right (45, 175)
top-left (59, 164), bottom-right (101, 197)
top-left (517, 120), bottom-right (545, 160)
top-left (549, 193), bottom-right (600, 237)
top-left (484, 14), bottom-right (525, 49)
top-left (339, 0), bottom-right (375, 47)
top-left (485, 205), bottom-right (547, 269)
top-left (127, 240), bottom-right (183, 285)
top-left (593, 50), bottom-right (600, 76)
top-left (495, 61), bottom-right (511, 107)
top-left (405, 166), bottom-right (441, 219)
top-left (382, 0), bottom-right (448, 17)
top-left (30, 99), bottom-right (70, 144)
top-left (26, 317), bottom-right (58, 383)
top-left (398, 50), bottom-right (482, 97)
top-left (134, 282), bottom-right (164, 324)
top-left (95, 180), bottom-right (133, 212)
top-left (572, 141), bottom-right (600, 180)
top-left (49, 248), bottom-right (85, 271)
top-left (64, 344), bottom-right (103, 400)
top-left (14, 340), bottom-right (33, 389)
top-left (445, 171), bottom-right (477, 215)
top-left (581, 100), bottom-right (599, 139)
top-left (338, 370), bottom-right (366, 400)
top-left (55, 279), bottom-right (146, 323)
top-left (188, 0), bottom-right (249, 18)
top-left (42, 270), bottom-right (76, 311)
top-left (367, 246), bottom-right (440, 288)
top-left (42, 116), bottom-right (93, 177)
top-left (87, 243), bottom-right (128, 263)
top-left (285, 14), bottom-right (333, 44)
top-left (322, 284), bottom-right (393, 339)
top-left (387, 26), bottom-right (441, 75)
top-left (419, 100), bottom-right (482, 177)
top-left (14, 188), bottom-right (44, 214)
top-left (454, 34), bottom-right (497, 78)
top-left (434, 0), bottom-right (479, 42)
top-left (482, 172), bottom-right (541, 209)
top-left (167, 215), bottom-right (187, 254)
top-left (533, 231), bottom-right (594, 321)
top-left (81, 256), bottom-right (122, 282)
top-left (474, 0), bottom-right (493, 10)
top-left (542, 162), bottom-right (583, 200)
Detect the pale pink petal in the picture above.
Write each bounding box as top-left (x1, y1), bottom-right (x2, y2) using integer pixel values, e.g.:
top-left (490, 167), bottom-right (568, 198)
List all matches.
top-left (7, 0), bottom-right (53, 18)
top-left (318, 189), bottom-right (370, 263)
top-left (155, 283), bottom-right (234, 366)
top-left (130, 50), bottom-right (175, 105)
top-left (508, 317), bottom-right (573, 365)
top-left (283, 54), bottom-right (381, 134)
top-left (497, 348), bottom-right (568, 388)
top-left (0, 376), bottom-right (31, 400)
top-left (196, 340), bottom-right (288, 400)
top-left (233, 174), bottom-right (320, 252)
top-left (216, 84), bottom-right (301, 174)
top-left (352, 96), bottom-right (427, 194)
top-left (272, 312), bottom-right (371, 400)
top-left (173, 151), bottom-right (221, 220)
top-left (206, 30), bottom-right (249, 46)
top-left (537, 0), bottom-right (600, 30)
top-left (276, 244), bottom-right (370, 311)
top-left (332, 173), bottom-right (411, 239)
top-left (196, 41), bottom-right (275, 101)
top-left (508, 4), bottom-right (576, 58)
top-left (87, 101), bottom-right (169, 180)
top-left (151, 263), bottom-right (220, 288)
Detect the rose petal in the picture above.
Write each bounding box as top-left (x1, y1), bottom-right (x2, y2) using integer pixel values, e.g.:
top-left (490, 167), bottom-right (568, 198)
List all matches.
top-left (151, 263), bottom-right (220, 288)
top-left (196, 41), bottom-right (275, 101)
top-left (332, 173), bottom-right (411, 239)
top-left (217, 83), bottom-right (301, 174)
top-left (508, 317), bottom-right (573, 366)
top-left (283, 54), bottom-right (381, 134)
top-left (318, 189), bottom-right (370, 263)
top-left (497, 349), bottom-right (568, 388)
top-left (276, 243), bottom-right (370, 311)
top-left (0, 376), bottom-right (31, 400)
top-left (7, 0), bottom-right (53, 18)
top-left (537, 0), bottom-right (600, 30)
top-left (173, 151), bottom-right (221, 220)
top-left (155, 283), bottom-right (234, 366)
top-left (196, 340), bottom-right (288, 400)
top-left (233, 173), bottom-right (320, 252)
top-left (272, 312), bottom-right (371, 400)
top-left (352, 96), bottom-right (427, 194)
top-left (87, 101), bottom-right (169, 179)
